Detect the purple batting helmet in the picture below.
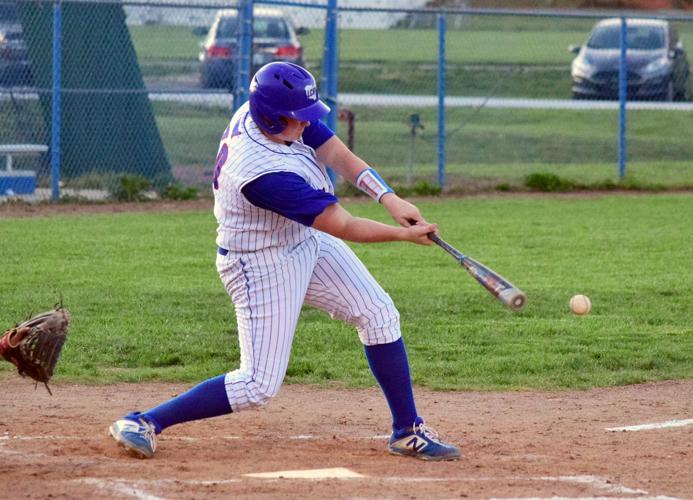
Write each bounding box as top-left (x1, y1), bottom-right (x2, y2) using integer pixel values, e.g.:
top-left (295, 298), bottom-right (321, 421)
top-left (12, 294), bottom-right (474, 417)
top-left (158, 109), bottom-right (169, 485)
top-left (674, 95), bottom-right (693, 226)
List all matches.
top-left (249, 62), bottom-right (330, 135)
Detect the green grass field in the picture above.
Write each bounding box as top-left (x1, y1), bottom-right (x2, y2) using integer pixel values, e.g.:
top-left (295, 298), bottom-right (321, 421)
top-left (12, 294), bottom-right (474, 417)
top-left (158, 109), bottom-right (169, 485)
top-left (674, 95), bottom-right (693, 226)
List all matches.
top-left (2, 195), bottom-right (691, 390)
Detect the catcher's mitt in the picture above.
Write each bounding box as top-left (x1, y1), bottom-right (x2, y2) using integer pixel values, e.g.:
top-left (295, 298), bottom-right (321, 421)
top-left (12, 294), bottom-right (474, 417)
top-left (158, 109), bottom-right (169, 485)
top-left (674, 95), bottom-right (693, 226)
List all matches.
top-left (0, 305), bottom-right (70, 394)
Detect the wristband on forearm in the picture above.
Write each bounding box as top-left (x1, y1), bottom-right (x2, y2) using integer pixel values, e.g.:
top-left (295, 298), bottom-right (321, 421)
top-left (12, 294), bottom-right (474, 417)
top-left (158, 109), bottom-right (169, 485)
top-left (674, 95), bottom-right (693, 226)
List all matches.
top-left (354, 167), bottom-right (394, 203)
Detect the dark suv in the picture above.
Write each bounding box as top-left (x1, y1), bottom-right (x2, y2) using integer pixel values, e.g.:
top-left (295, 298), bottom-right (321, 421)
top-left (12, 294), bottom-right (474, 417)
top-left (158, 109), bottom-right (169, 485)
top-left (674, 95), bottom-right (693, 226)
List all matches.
top-left (0, 2), bottom-right (31, 86)
top-left (570, 18), bottom-right (690, 101)
top-left (198, 7), bottom-right (304, 89)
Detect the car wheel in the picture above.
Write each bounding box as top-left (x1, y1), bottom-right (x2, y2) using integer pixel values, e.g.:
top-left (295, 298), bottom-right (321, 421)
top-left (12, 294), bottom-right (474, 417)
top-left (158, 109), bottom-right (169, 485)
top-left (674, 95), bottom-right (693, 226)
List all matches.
top-left (203, 74), bottom-right (227, 89)
top-left (200, 69), bottom-right (213, 89)
top-left (663, 79), bottom-right (674, 102)
top-left (674, 76), bottom-right (691, 102)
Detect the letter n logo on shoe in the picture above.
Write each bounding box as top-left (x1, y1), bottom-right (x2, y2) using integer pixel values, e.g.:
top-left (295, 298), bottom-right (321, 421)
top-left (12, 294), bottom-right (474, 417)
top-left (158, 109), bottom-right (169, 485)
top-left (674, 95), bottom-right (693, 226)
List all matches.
top-left (406, 436), bottom-right (427, 453)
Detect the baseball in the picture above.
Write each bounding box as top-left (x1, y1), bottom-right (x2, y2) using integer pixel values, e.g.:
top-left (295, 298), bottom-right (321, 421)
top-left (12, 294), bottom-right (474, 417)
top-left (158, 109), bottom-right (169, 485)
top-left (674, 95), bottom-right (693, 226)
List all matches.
top-left (569, 294), bottom-right (591, 315)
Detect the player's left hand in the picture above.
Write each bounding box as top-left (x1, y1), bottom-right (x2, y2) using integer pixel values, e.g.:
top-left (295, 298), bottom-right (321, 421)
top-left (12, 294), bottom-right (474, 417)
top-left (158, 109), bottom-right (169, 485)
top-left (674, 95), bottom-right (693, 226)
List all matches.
top-left (380, 194), bottom-right (427, 227)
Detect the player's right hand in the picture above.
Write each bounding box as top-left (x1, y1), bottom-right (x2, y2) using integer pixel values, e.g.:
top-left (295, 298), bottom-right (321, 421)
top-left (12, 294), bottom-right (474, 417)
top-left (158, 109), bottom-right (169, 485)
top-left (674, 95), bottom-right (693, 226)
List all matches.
top-left (405, 223), bottom-right (438, 245)
top-left (381, 193), bottom-right (427, 228)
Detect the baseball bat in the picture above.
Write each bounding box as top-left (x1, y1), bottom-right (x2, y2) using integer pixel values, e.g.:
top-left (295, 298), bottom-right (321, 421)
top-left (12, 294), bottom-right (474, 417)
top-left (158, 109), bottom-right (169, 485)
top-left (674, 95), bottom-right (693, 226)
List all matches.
top-left (428, 233), bottom-right (527, 311)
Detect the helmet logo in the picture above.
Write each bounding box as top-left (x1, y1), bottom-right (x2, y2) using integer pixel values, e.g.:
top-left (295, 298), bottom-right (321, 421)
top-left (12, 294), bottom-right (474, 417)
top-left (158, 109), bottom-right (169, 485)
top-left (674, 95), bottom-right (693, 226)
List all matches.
top-left (304, 84), bottom-right (317, 100)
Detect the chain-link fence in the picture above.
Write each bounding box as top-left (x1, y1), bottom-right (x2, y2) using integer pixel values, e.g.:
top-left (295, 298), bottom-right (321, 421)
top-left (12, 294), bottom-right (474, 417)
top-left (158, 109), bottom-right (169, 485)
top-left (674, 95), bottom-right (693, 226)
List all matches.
top-left (0, 0), bottom-right (691, 201)
top-left (335, 6), bottom-right (693, 192)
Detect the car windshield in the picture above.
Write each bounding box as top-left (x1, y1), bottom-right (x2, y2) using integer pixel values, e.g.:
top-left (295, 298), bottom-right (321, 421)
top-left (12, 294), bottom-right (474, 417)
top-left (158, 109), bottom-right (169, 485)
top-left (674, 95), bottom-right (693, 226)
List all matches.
top-left (0, 3), bottom-right (19, 23)
top-left (217, 16), bottom-right (289, 39)
top-left (587, 24), bottom-right (666, 50)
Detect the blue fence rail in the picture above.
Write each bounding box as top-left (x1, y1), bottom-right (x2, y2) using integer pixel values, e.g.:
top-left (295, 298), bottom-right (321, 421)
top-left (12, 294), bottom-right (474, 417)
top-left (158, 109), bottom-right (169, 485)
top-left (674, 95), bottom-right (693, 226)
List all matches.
top-left (0, 0), bottom-right (691, 200)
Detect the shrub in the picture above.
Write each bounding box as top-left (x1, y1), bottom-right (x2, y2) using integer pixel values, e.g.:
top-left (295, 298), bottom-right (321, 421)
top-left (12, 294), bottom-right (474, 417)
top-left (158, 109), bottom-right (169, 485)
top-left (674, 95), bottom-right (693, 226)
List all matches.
top-left (110, 175), bottom-right (152, 202)
top-left (525, 172), bottom-right (574, 192)
top-left (159, 183), bottom-right (198, 200)
top-left (390, 180), bottom-right (442, 197)
top-left (410, 180), bottom-right (442, 196)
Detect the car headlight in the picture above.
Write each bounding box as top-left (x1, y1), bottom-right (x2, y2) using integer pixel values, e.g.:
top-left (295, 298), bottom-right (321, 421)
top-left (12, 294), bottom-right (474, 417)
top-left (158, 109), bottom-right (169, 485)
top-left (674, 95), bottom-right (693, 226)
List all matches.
top-left (643, 57), bottom-right (669, 75)
top-left (572, 60), bottom-right (593, 79)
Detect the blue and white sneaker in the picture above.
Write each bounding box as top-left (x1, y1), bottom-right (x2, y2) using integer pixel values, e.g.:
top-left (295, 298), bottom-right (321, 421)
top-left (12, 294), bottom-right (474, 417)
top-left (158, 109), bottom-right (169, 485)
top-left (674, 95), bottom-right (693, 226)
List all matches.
top-left (109, 414), bottom-right (157, 459)
top-left (388, 416), bottom-right (461, 461)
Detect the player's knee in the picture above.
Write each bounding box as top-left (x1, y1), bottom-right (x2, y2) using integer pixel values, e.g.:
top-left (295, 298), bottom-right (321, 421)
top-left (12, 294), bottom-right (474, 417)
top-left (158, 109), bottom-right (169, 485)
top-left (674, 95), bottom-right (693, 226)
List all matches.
top-left (363, 297), bottom-right (399, 328)
top-left (355, 298), bottom-right (401, 344)
top-left (226, 369), bottom-right (283, 410)
top-left (245, 378), bottom-right (281, 408)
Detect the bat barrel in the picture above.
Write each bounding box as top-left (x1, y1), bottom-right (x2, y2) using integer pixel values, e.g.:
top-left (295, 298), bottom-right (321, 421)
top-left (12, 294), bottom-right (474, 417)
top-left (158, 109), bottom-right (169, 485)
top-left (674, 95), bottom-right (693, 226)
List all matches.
top-left (430, 233), bottom-right (527, 312)
top-left (498, 288), bottom-right (527, 311)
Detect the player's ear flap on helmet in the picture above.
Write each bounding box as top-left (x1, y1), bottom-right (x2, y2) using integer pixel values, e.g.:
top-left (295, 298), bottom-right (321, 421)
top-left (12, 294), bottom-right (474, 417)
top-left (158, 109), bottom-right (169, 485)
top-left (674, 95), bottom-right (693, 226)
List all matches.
top-left (259, 113), bottom-right (286, 130)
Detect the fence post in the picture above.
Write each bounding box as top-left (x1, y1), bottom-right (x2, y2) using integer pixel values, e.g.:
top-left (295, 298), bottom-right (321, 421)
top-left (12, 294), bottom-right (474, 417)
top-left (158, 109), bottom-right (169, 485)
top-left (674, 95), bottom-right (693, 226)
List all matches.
top-left (234, 0), bottom-right (253, 112)
top-left (618, 16), bottom-right (627, 180)
top-left (437, 12), bottom-right (446, 189)
top-left (51, 1), bottom-right (62, 201)
top-left (322, 0), bottom-right (338, 186)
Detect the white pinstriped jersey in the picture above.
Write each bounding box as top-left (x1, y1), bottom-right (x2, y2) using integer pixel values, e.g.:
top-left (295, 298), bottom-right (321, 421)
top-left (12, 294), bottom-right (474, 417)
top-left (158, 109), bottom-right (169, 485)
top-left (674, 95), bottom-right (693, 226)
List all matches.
top-left (213, 102), bottom-right (334, 252)
top-left (212, 102), bottom-right (401, 413)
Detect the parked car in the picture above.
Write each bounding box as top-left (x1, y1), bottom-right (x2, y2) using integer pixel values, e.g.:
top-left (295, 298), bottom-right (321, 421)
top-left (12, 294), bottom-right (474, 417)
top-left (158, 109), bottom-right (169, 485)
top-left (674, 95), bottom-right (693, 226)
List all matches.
top-left (0, 2), bottom-right (32, 86)
top-left (198, 7), bottom-right (305, 89)
top-left (570, 18), bottom-right (690, 101)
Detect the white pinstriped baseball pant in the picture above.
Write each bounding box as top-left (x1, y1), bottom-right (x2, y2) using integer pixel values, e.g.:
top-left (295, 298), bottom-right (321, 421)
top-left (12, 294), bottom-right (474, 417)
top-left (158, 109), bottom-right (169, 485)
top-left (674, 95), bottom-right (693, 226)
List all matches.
top-left (217, 232), bottom-right (401, 412)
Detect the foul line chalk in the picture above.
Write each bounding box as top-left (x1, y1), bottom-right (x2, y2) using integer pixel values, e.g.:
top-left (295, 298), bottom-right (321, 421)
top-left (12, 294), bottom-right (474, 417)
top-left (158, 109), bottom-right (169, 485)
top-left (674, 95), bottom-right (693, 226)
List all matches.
top-left (384, 475), bottom-right (680, 499)
top-left (384, 475), bottom-right (647, 495)
top-left (606, 418), bottom-right (693, 432)
top-left (77, 478), bottom-right (165, 500)
top-left (75, 478), bottom-right (241, 500)
top-left (491, 497), bottom-right (679, 500)
top-left (0, 434), bottom-right (83, 441)
top-left (538, 475), bottom-right (646, 495)
top-left (70, 474), bottom-right (679, 500)
top-left (244, 467), bottom-right (364, 479)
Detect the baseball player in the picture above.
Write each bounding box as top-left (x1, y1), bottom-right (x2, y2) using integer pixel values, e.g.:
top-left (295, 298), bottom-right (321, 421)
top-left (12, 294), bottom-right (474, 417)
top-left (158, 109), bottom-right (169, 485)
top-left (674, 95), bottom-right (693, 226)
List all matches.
top-left (109, 62), bottom-right (460, 461)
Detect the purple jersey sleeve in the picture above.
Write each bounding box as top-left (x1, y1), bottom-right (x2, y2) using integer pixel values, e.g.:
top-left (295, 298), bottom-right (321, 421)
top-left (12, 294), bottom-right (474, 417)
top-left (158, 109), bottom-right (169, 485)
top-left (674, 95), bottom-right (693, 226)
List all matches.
top-left (241, 172), bottom-right (338, 227)
top-left (302, 120), bottom-right (335, 150)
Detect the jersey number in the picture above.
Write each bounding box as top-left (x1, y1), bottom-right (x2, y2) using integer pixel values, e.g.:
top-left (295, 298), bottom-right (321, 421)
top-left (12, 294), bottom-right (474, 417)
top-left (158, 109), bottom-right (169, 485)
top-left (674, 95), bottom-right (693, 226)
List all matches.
top-left (212, 143), bottom-right (229, 190)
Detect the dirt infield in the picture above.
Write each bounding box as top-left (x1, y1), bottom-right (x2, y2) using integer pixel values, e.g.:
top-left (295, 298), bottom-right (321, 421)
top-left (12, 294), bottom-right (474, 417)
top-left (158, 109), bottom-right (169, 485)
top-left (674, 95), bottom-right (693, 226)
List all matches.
top-left (2, 375), bottom-right (691, 499)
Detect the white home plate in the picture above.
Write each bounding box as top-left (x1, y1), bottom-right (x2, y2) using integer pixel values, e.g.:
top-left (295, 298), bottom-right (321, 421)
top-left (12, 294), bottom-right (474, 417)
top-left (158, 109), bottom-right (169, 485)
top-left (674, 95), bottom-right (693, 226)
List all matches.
top-left (244, 467), bottom-right (364, 479)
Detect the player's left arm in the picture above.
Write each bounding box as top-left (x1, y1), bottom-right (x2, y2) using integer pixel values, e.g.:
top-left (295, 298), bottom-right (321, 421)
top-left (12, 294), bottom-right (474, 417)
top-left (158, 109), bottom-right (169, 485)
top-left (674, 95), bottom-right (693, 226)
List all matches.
top-left (315, 135), bottom-right (427, 228)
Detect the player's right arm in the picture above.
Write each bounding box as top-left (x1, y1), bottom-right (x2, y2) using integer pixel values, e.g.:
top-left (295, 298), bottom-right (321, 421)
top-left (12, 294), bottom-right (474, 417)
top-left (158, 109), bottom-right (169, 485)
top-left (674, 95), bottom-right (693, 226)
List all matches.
top-left (241, 172), bottom-right (435, 246)
top-left (312, 203), bottom-right (435, 246)
top-left (308, 125), bottom-right (428, 228)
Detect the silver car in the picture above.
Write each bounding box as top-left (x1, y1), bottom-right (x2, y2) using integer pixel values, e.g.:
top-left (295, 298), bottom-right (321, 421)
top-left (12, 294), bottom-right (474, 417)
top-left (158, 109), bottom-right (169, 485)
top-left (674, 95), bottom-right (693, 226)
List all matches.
top-left (0, 3), bottom-right (32, 86)
top-left (198, 7), bottom-right (305, 89)
top-left (570, 18), bottom-right (690, 101)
